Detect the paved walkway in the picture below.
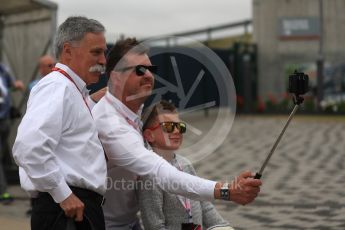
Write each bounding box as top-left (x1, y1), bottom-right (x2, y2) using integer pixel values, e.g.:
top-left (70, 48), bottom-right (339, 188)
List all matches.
top-left (1, 115), bottom-right (345, 229)
top-left (0, 185), bottom-right (30, 230)
top-left (192, 115), bottom-right (345, 230)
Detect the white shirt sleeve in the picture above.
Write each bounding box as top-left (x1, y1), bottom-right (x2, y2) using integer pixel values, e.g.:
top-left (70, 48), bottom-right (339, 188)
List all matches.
top-left (13, 81), bottom-right (72, 203)
top-left (96, 112), bottom-right (216, 201)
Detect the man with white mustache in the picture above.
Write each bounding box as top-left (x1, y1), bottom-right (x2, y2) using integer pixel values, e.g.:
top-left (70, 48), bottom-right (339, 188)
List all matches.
top-left (13, 16), bottom-right (108, 230)
top-left (89, 64), bottom-right (106, 74)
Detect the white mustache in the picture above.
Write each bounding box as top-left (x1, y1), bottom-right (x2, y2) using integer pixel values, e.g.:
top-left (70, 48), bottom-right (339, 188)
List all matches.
top-left (89, 64), bottom-right (106, 74)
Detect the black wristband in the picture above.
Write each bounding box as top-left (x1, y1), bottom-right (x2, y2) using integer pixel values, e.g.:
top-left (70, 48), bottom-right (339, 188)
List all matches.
top-left (220, 182), bottom-right (230, 200)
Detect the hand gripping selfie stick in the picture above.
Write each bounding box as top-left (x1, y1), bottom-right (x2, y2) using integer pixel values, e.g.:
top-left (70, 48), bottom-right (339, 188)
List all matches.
top-left (254, 71), bottom-right (309, 179)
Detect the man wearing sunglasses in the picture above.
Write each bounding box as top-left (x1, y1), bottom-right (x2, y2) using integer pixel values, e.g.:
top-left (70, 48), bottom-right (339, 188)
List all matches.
top-left (139, 100), bottom-right (234, 230)
top-left (92, 38), bottom-right (262, 230)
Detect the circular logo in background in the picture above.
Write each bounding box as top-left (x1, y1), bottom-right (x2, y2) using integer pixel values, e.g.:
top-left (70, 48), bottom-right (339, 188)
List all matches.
top-left (141, 36), bottom-right (237, 163)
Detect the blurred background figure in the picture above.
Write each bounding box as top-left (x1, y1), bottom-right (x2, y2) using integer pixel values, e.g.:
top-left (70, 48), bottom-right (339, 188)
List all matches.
top-left (28, 55), bottom-right (55, 91)
top-left (0, 62), bottom-right (24, 204)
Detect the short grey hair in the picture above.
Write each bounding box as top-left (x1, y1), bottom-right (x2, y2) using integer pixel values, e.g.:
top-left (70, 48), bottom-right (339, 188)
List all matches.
top-left (54, 16), bottom-right (105, 59)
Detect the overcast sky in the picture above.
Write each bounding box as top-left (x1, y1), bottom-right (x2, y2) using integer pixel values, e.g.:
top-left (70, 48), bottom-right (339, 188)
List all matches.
top-left (49, 0), bottom-right (252, 42)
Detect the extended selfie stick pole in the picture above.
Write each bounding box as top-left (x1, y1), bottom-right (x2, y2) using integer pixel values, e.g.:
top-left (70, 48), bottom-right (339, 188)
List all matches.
top-left (254, 95), bottom-right (304, 179)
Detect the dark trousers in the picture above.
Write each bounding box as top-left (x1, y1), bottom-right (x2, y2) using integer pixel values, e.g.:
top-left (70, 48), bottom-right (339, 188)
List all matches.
top-left (0, 119), bottom-right (10, 194)
top-left (31, 186), bottom-right (105, 230)
top-left (0, 119), bottom-right (11, 165)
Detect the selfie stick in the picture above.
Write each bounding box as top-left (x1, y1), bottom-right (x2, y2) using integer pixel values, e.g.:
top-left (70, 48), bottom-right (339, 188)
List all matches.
top-left (254, 95), bottom-right (304, 179)
top-left (254, 70), bottom-right (309, 179)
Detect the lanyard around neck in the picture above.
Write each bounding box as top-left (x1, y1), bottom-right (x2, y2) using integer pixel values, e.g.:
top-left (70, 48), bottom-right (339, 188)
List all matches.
top-left (52, 67), bottom-right (92, 115)
top-left (105, 94), bottom-right (141, 132)
top-left (52, 67), bottom-right (109, 161)
top-left (175, 160), bottom-right (193, 223)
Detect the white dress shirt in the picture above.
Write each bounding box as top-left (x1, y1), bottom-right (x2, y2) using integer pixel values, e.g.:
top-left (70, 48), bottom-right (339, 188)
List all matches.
top-left (92, 91), bottom-right (216, 227)
top-left (13, 63), bottom-right (107, 203)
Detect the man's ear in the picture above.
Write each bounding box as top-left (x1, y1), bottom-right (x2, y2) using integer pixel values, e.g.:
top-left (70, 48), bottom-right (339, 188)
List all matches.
top-left (143, 129), bottom-right (154, 143)
top-left (63, 42), bottom-right (73, 59)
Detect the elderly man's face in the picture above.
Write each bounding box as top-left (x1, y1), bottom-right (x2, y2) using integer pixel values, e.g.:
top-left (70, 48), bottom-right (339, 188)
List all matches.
top-left (69, 32), bottom-right (107, 85)
top-left (113, 53), bottom-right (155, 104)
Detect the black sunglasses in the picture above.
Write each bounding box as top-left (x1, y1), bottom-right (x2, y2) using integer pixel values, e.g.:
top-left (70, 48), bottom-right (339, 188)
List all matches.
top-left (146, 121), bottom-right (187, 134)
top-left (117, 65), bottom-right (158, 76)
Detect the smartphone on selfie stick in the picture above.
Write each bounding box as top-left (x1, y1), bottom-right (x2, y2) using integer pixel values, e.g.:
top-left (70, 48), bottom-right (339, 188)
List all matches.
top-left (254, 71), bottom-right (309, 179)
